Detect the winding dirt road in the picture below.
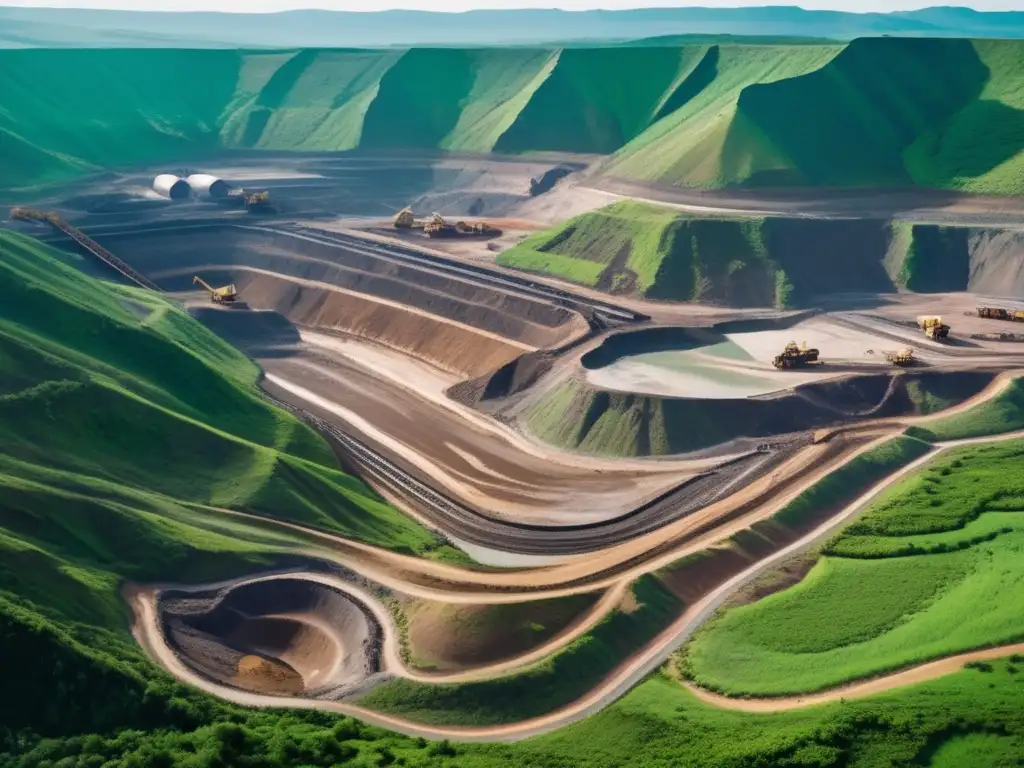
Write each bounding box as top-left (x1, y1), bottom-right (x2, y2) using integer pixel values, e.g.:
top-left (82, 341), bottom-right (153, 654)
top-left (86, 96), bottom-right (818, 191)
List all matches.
top-left (683, 642), bottom-right (1024, 712)
top-left (128, 426), bottom-right (1024, 742)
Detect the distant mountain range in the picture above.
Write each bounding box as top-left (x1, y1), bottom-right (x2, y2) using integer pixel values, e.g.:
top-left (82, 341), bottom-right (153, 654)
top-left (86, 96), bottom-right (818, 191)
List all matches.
top-left (2, 5), bottom-right (1024, 48)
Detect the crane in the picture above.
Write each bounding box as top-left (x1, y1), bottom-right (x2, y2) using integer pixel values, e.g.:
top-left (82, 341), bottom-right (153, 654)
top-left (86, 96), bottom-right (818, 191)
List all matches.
top-left (192, 276), bottom-right (238, 304)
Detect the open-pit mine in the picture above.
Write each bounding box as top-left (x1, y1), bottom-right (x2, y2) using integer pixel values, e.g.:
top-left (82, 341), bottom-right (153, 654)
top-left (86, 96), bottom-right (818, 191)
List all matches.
top-left (8, 149), bottom-right (1024, 745)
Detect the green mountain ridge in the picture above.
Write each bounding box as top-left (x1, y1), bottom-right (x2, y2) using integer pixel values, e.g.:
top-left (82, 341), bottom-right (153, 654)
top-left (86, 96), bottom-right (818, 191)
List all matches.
top-left (5, 38), bottom-right (1024, 194)
top-left (498, 200), bottom-right (1021, 306)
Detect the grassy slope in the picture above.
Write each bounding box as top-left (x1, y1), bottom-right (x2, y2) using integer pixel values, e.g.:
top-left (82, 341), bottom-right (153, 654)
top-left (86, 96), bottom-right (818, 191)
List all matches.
top-left (684, 439), bottom-right (1024, 696)
top-left (7, 39), bottom-right (1024, 195)
top-left (6, 383), bottom-right (1024, 766)
top-left (907, 378), bottom-right (1024, 442)
top-left (0, 229), bottom-right (463, 764)
top-left (498, 200), bottom-right (779, 304)
top-left (494, 45), bottom-right (708, 154)
top-left (0, 48), bottom-right (241, 186)
top-left (601, 43), bottom-right (843, 185)
top-left (688, 38), bottom-right (1024, 191)
top-left (523, 372), bottom-right (986, 458)
top-left (0, 230), bottom-right (442, 553)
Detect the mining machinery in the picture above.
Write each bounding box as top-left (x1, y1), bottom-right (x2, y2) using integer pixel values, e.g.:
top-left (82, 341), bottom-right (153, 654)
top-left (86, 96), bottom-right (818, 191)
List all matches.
top-left (393, 207), bottom-right (419, 228)
top-left (885, 348), bottom-right (916, 366)
top-left (10, 207), bottom-right (160, 291)
top-left (918, 315), bottom-right (950, 341)
top-left (192, 276), bottom-right (238, 304)
top-left (224, 188), bottom-right (272, 212)
top-left (976, 306), bottom-right (1024, 323)
top-left (424, 212), bottom-right (500, 238)
top-left (772, 341), bottom-right (821, 370)
top-left (394, 207), bottom-right (501, 238)
top-left (243, 190), bottom-right (271, 211)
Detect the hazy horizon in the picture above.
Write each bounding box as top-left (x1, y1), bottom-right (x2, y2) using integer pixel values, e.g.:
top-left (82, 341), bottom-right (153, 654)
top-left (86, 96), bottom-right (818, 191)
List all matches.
top-left (3, 1), bottom-right (1023, 14)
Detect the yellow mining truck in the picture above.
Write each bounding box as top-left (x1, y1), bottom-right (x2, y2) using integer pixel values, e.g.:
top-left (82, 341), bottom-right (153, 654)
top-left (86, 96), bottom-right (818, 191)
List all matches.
top-left (977, 306), bottom-right (1024, 322)
top-left (918, 315), bottom-right (950, 341)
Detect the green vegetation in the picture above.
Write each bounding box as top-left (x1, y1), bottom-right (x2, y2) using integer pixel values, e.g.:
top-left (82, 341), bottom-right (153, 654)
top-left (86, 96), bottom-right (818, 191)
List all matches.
top-left (907, 378), bottom-right (1024, 442)
top-left (657, 436), bottom-right (931, 604)
top-left (0, 236), bottom-right (1021, 760)
top-left (8, 39), bottom-right (1024, 194)
top-left (0, 230), bottom-right (444, 554)
top-left (608, 38), bottom-right (1024, 193)
top-left (0, 229), bottom-right (472, 765)
top-left (928, 732), bottom-right (1023, 768)
top-left (524, 374), bottom-right (978, 457)
top-left (357, 576), bottom-right (680, 725)
top-left (773, 436), bottom-right (932, 530)
top-left (498, 201), bottom-right (1011, 305)
top-left (684, 438), bottom-right (1024, 696)
top-left (498, 201), bottom-right (781, 305)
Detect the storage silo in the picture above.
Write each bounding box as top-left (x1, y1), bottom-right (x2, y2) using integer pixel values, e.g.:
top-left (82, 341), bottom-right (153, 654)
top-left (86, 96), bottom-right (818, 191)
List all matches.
top-left (186, 174), bottom-right (232, 200)
top-left (153, 175), bottom-right (192, 200)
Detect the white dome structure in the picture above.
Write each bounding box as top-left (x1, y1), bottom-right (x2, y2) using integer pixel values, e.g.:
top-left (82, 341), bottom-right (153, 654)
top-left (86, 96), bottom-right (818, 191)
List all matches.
top-left (153, 175), bottom-right (191, 200)
top-left (186, 174), bottom-right (232, 199)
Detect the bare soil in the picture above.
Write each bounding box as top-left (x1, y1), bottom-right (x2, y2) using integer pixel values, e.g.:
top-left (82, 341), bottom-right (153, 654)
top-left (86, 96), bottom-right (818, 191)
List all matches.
top-left (404, 592), bottom-right (600, 672)
top-left (162, 576), bottom-right (381, 699)
top-left (98, 226), bottom-right (586, 376)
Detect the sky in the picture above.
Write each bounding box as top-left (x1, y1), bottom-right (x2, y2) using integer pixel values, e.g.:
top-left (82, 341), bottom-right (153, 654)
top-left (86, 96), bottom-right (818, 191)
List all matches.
top-left (4, 0), bottom-right (1024, 12)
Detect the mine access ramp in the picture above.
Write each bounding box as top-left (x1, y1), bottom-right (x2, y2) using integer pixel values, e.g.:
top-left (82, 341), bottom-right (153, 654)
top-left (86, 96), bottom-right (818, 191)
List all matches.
top-left (10, 207), bottom-right (161, 292)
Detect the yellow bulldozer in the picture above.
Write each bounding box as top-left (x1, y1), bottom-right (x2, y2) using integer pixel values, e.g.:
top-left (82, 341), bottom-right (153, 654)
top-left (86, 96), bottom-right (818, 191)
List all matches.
top-left (918, 315), bottom-right (950, 341)
top-left (193, 276), bottom-right (238, 304)
top-left (772, 341), bottom-right (821, 370)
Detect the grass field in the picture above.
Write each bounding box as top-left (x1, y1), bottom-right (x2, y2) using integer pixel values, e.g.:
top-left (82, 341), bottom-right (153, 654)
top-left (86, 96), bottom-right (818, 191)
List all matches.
top-left (683, 438), bottom-right (1024, 696)
top-left (7, 39), bottom-right (1024, 194)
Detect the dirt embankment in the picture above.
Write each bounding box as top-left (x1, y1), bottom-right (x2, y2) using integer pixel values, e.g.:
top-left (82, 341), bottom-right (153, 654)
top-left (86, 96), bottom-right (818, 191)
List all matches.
top-left (403, 592), bottom-right (600, 672)
top-left (524, 370), bottom-right (996, 457)
top-left (99, 227), bottom-right (587, 377)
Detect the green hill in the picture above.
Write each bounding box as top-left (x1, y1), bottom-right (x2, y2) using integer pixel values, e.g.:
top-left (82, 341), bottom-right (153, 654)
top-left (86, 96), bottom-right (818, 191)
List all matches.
top-left (683, 438), bottom-right (1024, 696)
top-left (497, 201), bottom-right (781, 305)
top-left (524, 372), bottom-right (992, 457)
top-left (5, 39), bottom-right (1024, 194)
top-left (0, 230), bottom-right (445, 586)
top-left (498, 200), bottom-right (1019, 306)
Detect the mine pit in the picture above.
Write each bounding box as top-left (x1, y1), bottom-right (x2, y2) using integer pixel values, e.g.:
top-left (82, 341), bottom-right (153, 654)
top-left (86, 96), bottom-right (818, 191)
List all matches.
top-left (162, 577), bottom-right (382, 699)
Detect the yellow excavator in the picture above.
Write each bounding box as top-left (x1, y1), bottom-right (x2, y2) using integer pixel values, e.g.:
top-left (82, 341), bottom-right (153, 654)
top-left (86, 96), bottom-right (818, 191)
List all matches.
top-left (192, 276), bottom-right (238, 304)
